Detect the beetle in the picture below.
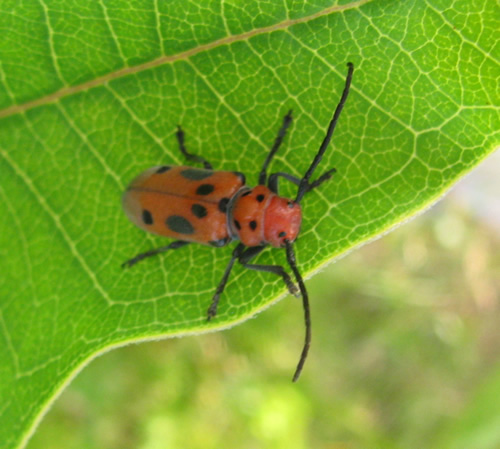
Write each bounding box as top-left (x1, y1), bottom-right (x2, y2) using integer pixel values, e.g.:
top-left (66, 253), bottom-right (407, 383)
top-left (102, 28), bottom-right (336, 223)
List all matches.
top-left (122, 63), bottom-right (354, 381)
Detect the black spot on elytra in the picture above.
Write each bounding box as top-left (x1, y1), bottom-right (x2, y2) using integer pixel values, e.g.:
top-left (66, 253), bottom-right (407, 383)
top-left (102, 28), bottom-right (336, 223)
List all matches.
top-left (209, 237), bottom-right (230, 247)
top-left (287, 201), bottom-right (294, 208)
top-left (218, 197), bottom-right (229, 213)
top-left (249, 220), bottom-right (257, 231)
top-left (233, 171), bottom-right (246, 184)
top-left (180, 168), bottom-right (213, 180)
top-left (278, 231), bottom-right (286, 237)
top-left (156, 166), bottom-right (171, 174)
top-left (166, 215), bottom-right (194, 235)
top-left (196, 184), bottom-right (214, 195)
top-left (256, 194), bottom-right (265, 202)
top-left (142, 209), bottom-right (153, 225)
top-left (241, 191), bottom-right (251, 197)
top-left (234, 220), bottom-right (241, 230)
top-left (191, 204), bottom-right (207, 219)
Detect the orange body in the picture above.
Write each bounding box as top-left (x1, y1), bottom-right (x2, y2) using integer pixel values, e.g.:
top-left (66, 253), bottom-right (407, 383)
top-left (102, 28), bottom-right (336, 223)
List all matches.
top-left (123, 165), bottom-right (302, 248)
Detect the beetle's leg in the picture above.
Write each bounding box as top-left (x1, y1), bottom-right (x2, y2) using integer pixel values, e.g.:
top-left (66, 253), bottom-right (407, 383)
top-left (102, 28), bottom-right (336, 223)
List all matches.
top-left (121, 240), bottom-right (190, 268)
top-left (207, 243), bottom-right (246, 320)
top-left (207, 243), bottom-right (299, 320)
top-left (175, 125), bottom-right (213, 170)
top-left (238, 245), bottom-right (299, 297)
top-left (258, 110), bottom-right (293, 185)
top-left (267, 172), bottom-right (299, 193)
top-left (268, 168), bottom-right (336, 195)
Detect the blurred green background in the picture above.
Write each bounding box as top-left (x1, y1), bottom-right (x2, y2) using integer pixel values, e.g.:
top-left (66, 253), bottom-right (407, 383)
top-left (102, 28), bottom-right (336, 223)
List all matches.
top-left (27, 154), bottom-right (499, 449)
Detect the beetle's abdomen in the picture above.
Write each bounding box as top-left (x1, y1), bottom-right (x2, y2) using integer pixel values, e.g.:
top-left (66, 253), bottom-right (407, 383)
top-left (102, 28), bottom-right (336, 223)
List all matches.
top-left (122, 166), bottom-right (245, 247)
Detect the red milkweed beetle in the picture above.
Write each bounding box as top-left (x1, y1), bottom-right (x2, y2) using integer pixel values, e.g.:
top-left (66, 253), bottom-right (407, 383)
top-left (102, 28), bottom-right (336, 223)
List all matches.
top-left (122, 63), bottom-right (354, 381)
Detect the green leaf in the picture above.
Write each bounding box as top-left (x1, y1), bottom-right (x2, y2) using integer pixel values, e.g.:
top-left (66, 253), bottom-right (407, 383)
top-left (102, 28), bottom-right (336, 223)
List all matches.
top-left (0, 0), bottom-right (498, 447)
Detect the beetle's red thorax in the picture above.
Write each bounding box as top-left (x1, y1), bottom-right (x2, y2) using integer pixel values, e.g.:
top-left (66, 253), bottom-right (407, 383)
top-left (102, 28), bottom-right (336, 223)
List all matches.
top-left (230, 185), bottom-right (302, 248)
top-left (264, 195), bottom-right (302, 247)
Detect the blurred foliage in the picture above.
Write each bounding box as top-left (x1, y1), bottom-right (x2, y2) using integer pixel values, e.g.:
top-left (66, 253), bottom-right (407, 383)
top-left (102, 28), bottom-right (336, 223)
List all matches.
top-left (2, 1), bottom-right (497, 445)
top-left (26, 193), bottom-right (500, 449)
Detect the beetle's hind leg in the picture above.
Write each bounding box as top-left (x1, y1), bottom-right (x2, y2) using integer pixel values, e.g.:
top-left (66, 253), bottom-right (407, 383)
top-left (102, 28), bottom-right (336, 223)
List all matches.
top-left (122, 240), bottom-right (190, 268)
top-left (175, 126), bottom-right (213, 170)
top-left (207, 243), bottom-right (299, 320)
top-left (237, 245), bottom-right (299, 297)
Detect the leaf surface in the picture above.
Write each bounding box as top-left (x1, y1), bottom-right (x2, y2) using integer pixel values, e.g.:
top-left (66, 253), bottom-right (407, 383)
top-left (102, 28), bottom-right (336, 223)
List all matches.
top-left (0, 0), bottom-right (498, 447)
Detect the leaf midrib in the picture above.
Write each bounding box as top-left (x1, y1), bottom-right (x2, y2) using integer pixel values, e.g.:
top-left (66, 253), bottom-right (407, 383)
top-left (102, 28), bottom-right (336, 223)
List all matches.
top-left (0, 0), bottom-right (372, 120)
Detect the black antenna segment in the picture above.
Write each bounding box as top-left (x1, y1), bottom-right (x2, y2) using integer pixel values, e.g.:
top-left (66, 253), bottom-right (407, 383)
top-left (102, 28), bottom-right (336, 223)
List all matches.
top-left (296, 62), bottom-right (354, 203)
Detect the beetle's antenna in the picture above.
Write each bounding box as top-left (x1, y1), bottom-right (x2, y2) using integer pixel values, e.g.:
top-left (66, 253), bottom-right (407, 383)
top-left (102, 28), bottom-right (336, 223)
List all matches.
top-left (285, 240), bottom-right (311, 382)
top-left (296, 62), bottom-right (354, 203)
top-left (259, 110), bottom-right (293, 185)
